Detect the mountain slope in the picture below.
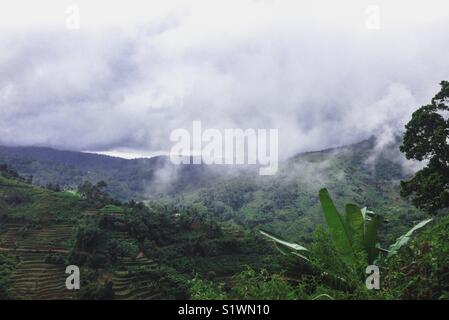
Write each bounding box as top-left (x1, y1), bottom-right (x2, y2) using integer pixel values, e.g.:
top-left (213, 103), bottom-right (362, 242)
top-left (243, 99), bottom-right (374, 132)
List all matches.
top-left (0, 137), bottom-right (425, 245)
top-left (180, 137), bottom-right (425, 244)
top-left (0, 146), bottom-right (217, 200)
top-left (0, 171), bottom-right (276, 299)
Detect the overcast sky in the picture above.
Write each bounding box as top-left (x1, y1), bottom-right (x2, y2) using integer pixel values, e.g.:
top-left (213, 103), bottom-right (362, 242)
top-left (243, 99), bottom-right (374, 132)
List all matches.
top-left (0, 0), bottom-right (448, 159)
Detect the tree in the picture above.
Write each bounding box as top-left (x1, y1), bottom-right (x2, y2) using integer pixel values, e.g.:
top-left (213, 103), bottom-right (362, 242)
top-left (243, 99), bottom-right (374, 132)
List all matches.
top-left (74, 222), bottom-right (103, 251)
top-left (77, 180), bottom-right (111, 207)
top-left (400, 80), bottom-right (449, 214)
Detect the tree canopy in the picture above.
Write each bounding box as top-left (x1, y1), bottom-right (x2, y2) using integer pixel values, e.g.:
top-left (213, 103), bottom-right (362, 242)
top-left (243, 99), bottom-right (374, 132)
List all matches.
top-left (400, 80), bottom-right (449, 214)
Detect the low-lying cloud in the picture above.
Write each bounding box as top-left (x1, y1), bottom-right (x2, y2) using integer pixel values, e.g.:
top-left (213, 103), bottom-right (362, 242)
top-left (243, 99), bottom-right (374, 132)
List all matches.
top-left (1, 0), bottom-right (449, 160)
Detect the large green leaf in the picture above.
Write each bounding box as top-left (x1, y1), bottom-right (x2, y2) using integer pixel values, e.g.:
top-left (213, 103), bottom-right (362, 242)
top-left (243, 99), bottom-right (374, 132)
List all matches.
top-left (387, 218), bottom-right (433, 258)
top-left (345, 204), bottom-right (364, 245)
top-left (319, 189), bottom-right (355, 264)
top-left (259, 230), bottom-right (308, 251)
top-left (363, 214), bottom-right (383, 264)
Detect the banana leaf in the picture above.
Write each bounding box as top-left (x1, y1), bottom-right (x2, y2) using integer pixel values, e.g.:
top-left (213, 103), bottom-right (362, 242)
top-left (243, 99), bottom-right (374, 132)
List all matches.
top-left (259, 230), bottom-right (308, 251)
top-left (363, 214), bottom-right (383, 264)
top-left (319, 188), bottom-right (355, 264)
top-left (387, 218), bottom-right (433, 258)
top-left (345, 204), bottom-right (364, 244)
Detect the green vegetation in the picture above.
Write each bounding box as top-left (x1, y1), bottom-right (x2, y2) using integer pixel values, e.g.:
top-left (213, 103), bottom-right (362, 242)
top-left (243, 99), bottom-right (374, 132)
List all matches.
top-left (400, 80), bottom-right (449, 214)
top-left (295, 189), bottom-right (430, 264)
top-left (0, 155), bottom-right (448, 300)
top-left (191, 215), bottom-right (446, 300)
top-left (383, 214), bottom-right (449, 299)
top-left (0, 167), bottom-right (277, 299)
top-left (0, 138), bottom-right (426, 246)
top-left (241, 189), bottom-right (434, 300)
top-left (0, 253), bottom-right (16, 299)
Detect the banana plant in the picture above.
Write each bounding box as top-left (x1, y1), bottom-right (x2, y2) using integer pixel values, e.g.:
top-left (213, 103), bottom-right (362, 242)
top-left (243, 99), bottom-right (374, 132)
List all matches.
top-left (260, 188), bottom-right (432, 265)
top-left (387, 217), bottom-right (433, 258)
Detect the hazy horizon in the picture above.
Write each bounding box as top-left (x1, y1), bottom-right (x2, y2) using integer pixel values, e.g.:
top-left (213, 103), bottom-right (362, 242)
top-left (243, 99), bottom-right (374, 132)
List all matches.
top-left (1, 0), bottom-right (449, 161)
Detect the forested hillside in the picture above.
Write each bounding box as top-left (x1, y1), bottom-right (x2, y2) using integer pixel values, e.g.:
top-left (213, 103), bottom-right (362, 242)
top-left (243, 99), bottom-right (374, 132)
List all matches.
top-left (1, 163), bottom-right (446, 300)
top-left (0, 137), bottom-right (425, 244)
top-left (0, 168), bottom-right (278, 299)
top-left (0, 145), bottom-right (221, 200)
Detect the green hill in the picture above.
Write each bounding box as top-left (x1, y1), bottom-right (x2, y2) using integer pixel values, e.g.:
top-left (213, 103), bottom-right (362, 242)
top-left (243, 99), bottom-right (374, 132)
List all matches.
top-left (0, 137), bottom-right (426, 245)
top-left (167, 138), bottom-right (426, 246)
top-left (0, 170), bottom-right (277, 300)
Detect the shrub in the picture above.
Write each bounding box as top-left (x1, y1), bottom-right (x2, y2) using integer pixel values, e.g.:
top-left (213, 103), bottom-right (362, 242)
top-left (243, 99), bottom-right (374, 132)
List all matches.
top-left (383, 215), bottom-right (449, 299)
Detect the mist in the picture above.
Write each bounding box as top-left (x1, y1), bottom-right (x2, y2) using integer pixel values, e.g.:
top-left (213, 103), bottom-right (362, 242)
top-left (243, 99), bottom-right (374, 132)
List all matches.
top-left (1, 0), bottom-right (449, 161)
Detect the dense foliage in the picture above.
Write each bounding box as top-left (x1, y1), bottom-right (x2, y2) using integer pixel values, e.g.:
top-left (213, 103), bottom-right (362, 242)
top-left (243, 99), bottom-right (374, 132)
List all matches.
top-left (383, 215), bottom-right (449, 299)
top-left (0, 138), bottom-right (425, 245)
top-left (400, 80), bottom-right (449, 214)
top-left (0, 169), bottom-right (280, 299)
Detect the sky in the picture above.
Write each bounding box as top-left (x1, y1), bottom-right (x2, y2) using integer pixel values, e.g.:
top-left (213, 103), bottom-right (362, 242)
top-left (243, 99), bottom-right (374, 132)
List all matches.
top-left (0, 0), bottom-right (449, 159)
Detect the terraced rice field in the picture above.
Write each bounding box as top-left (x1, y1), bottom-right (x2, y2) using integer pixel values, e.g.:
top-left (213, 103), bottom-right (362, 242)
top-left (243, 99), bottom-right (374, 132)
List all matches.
top-left (0, 223), bottom-right (76, 299)
top-left (9, 252), bottom-right (75, 300)
top-left (0, 224), bottom-right (74, 250)
top-left (112, 257), bottom-right (162, 300)
top-left (0, 223), bottom-right (163, 300)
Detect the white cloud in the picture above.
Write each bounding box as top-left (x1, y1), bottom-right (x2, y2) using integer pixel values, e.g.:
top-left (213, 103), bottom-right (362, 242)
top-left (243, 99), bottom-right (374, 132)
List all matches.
top-left (0, 0), bottom-right (449, 159)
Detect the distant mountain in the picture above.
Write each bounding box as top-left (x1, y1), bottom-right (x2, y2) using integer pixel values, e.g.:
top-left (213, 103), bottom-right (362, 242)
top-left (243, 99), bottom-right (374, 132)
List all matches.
top-left (0, 137), bottom-right (410, 197)
top-left (0, 145), bottom-right (219, 200)
top-left (0, 146), bottom-right (129, 171)
top-left (0, 137), bottom-right (425, 243)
